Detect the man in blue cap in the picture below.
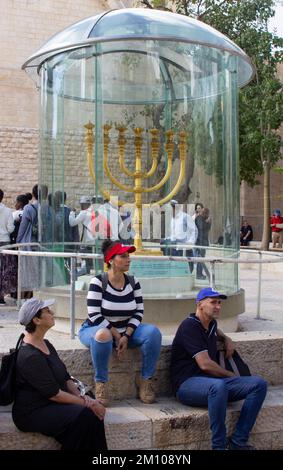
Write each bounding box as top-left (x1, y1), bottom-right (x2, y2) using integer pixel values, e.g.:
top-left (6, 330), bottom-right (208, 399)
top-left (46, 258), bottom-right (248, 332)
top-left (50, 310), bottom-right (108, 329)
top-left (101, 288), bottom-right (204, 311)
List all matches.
top-left (170, 287), bottom-right (267, 450)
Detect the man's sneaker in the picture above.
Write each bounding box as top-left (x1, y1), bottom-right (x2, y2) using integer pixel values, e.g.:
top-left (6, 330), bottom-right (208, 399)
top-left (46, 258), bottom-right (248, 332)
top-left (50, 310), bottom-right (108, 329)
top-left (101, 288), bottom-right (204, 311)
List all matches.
top-left (136, 376), bottom-right (156, 404)
top-left (227, 439), bottom-right (256, 450)
top-left (95, 382), bottom-right (110, 407)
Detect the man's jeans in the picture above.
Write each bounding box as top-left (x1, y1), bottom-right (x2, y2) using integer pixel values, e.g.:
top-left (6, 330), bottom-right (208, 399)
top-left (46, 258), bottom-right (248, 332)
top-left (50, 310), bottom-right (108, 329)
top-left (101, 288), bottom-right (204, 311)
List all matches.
top-left (79, 322), bottom-right (162, 383)
top-left (177, 375), bottom-right (267, 450)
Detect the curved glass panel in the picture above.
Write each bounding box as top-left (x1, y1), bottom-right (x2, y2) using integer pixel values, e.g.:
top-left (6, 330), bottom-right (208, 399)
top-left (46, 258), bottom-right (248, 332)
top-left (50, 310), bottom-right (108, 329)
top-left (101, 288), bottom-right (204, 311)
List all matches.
top-left (23, 9), bottom-right (254, 87)
top-left (38, 39), bottom-right (240, 297)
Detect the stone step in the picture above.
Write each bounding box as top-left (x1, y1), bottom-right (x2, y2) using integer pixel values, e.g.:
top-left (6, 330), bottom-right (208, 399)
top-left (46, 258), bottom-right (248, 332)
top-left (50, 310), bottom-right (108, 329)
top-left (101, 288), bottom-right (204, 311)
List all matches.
top-left (1, 385), bottom-right (283, 450)
top-left (1, 332), bottom-right (283, 405)
top-left (57, 331), bottom-right (283, 400)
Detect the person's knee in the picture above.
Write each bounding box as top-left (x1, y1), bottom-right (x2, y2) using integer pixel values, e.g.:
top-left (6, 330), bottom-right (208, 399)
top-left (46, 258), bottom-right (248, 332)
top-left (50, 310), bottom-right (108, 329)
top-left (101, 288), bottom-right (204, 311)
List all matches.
top-left (209, 380), bottom-right (227, 397)
top-left (80, 406), bottom-right (101, 424)
top-left (146, 325), bottom-right (162, 344)
top-left (94, 328), bottom-right (112, 343)
top-left (254, 376), bottom-right (268, 394)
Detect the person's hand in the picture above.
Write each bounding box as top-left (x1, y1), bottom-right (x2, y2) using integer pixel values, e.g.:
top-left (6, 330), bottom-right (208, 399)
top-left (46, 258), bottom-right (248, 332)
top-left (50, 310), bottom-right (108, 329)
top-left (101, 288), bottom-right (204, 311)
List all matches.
top-left (113, 332), bottom-right (122, 348)
top-left (116, 335), bottom-right (128, 359)
top-left (224, 336), bottom-right (235, 358)
top-left (82, 394), bottom-right (94, 408)
top-left (89, 399), bottom-right (106, 420)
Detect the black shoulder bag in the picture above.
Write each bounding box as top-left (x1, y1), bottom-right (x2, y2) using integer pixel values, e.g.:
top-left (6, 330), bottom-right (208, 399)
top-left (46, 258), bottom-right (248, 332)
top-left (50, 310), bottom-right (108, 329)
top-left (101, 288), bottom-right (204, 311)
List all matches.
top-left (0, 333), bottom-right (25, 405)
top-left (217, 338), bottom-right (251, 377)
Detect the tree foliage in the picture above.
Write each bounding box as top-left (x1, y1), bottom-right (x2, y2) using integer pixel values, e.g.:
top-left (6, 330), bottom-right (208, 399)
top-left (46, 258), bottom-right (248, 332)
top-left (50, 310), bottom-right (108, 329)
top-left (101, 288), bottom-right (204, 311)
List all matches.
top-left (140, 0), bottom-right (283, 186)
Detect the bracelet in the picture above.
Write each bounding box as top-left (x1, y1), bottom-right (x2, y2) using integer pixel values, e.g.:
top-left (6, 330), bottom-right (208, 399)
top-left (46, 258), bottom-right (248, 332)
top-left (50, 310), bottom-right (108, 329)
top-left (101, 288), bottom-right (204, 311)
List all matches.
top-left (123, 332), bottom-right (131, 340)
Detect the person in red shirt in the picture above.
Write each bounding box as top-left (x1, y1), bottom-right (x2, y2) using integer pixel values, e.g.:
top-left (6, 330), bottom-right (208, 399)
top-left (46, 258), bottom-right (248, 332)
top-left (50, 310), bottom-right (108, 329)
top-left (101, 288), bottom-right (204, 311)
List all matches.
top-left (270, 209), bottom-right (283, 248)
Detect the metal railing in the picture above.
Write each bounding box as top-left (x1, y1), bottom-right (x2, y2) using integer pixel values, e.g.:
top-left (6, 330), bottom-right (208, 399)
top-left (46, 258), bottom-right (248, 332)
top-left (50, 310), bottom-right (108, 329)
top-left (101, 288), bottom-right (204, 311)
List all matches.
top-left (1, 242), bottom-right (283, 338)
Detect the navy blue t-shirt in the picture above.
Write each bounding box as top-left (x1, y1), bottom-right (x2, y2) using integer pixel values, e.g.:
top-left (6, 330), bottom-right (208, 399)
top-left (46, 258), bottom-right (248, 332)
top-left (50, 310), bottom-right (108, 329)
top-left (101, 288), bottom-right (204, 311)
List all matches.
top-left (170, 313), bottom-right (218, 394)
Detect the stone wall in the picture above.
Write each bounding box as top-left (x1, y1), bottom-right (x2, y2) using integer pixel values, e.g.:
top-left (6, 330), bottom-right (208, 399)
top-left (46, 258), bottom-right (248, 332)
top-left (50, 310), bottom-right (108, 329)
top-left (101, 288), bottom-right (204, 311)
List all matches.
top-left (0, 127), bottom-right (39, 206)
top-left (0, 0), bottom-right (133, 207)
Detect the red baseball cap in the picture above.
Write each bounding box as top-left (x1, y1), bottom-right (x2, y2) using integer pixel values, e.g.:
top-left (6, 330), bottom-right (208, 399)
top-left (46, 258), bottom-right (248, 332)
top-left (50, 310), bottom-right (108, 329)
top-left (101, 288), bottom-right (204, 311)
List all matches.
top-left (104, 243), bottom-right (136, 263)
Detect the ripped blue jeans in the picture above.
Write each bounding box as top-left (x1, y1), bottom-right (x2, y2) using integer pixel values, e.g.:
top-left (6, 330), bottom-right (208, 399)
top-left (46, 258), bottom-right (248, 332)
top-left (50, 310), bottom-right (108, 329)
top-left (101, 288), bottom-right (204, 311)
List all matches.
top-left (78, 322), bottom-right (162, 383)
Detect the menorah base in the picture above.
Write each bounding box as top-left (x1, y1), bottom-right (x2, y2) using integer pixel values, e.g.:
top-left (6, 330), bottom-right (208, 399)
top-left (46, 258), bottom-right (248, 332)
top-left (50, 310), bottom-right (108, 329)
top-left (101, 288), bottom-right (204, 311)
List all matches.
top-left (35, 286), bottom-right (244, 335)
top-left (133, 249), bottom-right (163, 256)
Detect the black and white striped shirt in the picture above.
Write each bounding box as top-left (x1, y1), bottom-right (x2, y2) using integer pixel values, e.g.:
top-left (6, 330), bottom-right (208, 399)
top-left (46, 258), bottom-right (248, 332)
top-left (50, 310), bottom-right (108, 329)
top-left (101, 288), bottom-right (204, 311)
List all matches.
top-left (87, 274), bottom-right (144, 333)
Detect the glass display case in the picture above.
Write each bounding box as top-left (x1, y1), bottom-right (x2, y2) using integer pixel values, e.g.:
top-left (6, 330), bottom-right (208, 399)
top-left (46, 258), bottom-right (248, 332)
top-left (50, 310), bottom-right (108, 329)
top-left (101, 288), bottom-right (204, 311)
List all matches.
top-left (23, 8), bottom-right (254, 297)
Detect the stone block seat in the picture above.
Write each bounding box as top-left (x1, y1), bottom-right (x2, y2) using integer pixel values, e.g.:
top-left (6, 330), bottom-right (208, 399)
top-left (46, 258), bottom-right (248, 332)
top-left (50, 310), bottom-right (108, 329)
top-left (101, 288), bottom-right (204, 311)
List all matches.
top-left (1, 331), bottom-right (283, 450)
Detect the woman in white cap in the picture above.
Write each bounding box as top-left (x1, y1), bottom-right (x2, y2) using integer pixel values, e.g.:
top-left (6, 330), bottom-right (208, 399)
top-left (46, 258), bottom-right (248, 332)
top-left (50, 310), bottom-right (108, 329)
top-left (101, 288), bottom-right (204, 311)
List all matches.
top-left (78, 239), bottom-right (162, 407)
top-left (12, 298), bottom-right (107, 451)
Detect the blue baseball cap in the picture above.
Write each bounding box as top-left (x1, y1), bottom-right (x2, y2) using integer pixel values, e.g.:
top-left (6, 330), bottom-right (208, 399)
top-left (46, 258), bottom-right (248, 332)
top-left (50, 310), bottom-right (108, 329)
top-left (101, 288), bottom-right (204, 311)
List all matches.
top-left (196, 287), bottom-right (227, 303)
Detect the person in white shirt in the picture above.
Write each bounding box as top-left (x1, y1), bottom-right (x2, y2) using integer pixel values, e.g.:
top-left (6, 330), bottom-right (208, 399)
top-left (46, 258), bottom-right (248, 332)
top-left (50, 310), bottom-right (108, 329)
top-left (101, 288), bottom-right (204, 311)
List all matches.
top-left (168, 199), bottom-right (198, 273)
top-left (99, 198), bottom-right (123, 241)
top-left (69, 196), bottom-right (93, 244)
top-left (69, 196), bottom-right (96, 274)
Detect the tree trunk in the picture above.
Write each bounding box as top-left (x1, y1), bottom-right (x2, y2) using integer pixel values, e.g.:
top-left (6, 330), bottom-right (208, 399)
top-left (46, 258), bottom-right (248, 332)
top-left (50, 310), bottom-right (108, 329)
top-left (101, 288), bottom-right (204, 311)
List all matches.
top-left (261, 161), bottom-right (271, 250)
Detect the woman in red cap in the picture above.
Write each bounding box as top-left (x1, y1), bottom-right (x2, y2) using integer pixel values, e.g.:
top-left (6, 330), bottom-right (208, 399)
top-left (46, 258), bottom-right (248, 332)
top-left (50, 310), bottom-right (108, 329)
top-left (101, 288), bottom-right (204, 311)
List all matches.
top-left (78, 239), bottom-right (162, 406)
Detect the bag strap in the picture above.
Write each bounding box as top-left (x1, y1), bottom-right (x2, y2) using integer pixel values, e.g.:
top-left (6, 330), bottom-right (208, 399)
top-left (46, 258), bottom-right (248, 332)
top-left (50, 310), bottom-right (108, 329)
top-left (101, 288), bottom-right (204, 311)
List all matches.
top-left (228, 356), bottom-right (240, 376)
top-left (101, 273), bottom-right (135, 294)
top-left (80, 225), bottom-right (85, 243)
top-left (10, 333), bottom-right (25, 353)
top-left (218, 350), bottom-right (241, 376)
top-left (101, 272), bottom-right (108, 294)
top-left (218, 350), bottom-right (226, 369)
top-left (127, 275), bottom-right (136, 291)
top-left (30, 204), bottom-right (37, 216)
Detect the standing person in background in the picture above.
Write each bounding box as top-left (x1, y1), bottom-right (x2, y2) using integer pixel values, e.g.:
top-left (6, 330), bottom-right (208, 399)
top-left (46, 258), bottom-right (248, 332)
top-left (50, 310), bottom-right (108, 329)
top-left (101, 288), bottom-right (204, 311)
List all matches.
top-left (10, 194), bottom-right (30, 301)
top-left (69, 196), bottom-right (94, 274)
top-left (78, 239), bottom-right (162, 407)
top-left (54, 191), bottom-right (79, 246)
top-left (119, 205), bottom-right (135, 243)
top-left (11, 194), bottom-right (30, 244)
top-left (195, 207), bottom-right (211, 280)
top-left (240, 220), bottom-right (253, 246)
top-left (99, 198), bottom-right (123, 241)
top-left (25, 193), bottom-right (33, 204)
top-left (69, 196), bottom-right (93, 245)
top-left (39, 185), bottom-right (53, 244)
top-left (192, 202), bottom-right (204, 221)
top-left (270, 209), bottom-right (283, 249)
top-left (17, 184), bottom-right (39, 299)
top-left (168, 199), bottom-right (198, 273)
top-left (13, 298), bottom-right (107, 451)
top-left (0, 189), bottom-right (15, 304)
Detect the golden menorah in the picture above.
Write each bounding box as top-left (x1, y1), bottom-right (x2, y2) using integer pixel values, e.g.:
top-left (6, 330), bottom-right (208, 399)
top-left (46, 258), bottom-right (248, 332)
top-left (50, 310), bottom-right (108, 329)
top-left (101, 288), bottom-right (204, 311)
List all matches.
top-left (84, 122), bottom-right (186, 253)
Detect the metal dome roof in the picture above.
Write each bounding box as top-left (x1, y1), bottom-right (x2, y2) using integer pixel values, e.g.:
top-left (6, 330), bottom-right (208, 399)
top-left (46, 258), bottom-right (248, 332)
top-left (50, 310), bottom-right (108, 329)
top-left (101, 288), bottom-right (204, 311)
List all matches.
top-left (22, 8), bottom-right (254, 86)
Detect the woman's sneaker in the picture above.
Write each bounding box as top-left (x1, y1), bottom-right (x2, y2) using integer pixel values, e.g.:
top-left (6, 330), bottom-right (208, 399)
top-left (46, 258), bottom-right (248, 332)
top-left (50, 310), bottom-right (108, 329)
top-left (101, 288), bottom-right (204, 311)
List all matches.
top-left (95, 382), bottom-right (110, 407)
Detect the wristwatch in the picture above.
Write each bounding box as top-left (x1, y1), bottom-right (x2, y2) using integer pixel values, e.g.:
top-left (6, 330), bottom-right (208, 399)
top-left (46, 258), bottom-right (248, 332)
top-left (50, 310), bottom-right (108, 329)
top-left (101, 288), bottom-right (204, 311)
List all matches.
top-left (123, 332), bottom-right (131, 340)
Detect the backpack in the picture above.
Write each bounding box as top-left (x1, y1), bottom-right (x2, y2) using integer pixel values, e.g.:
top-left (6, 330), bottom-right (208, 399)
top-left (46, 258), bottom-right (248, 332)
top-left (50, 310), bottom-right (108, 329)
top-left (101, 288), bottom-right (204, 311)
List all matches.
top-left (90, 209), bottom-right (112, 239)
top-left (10, 217), bottom-right (21, 244)
top-left (101, 272), bottom-right (135, 293)
top-left (31, 204), bottom-right (38, 240)
top-left (216, 338), bottom-right (251, 376)
top-left (217, 350), bottom-right (251, 376)
top-left (0, 334), bottom-right (24, 405)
